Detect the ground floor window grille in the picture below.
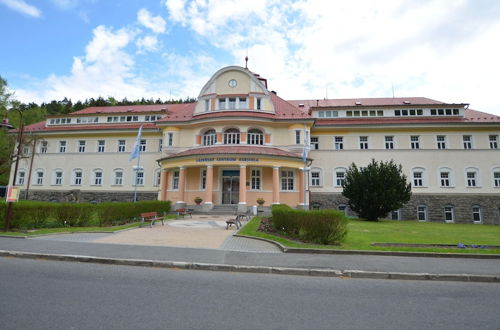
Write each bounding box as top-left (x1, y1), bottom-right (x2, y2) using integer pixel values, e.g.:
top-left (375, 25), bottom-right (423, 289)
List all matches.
top-left (391, 210), bottom-right (400, 220)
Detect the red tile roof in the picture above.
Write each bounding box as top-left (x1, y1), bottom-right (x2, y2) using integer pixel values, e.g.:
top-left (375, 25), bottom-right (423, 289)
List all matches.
top-left (288, 97), bottom-right (447, 110)
top-left (22, 122), bottom-right (158, 133)
top-left (71, 103), bottom-right (190, 115)
top-left (160, 146), bottom-right (303, 160)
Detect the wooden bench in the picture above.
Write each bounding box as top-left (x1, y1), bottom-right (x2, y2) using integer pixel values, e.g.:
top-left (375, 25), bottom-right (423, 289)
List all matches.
top-left (140, 212), bottom-right (165, 228)
top-left (176, 208), bottom-right (193, 218)
top-left (226, 215), bottom-right (243, 230)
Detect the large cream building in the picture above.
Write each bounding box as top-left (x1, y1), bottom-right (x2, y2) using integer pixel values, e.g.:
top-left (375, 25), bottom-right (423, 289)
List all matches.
top-left (10, 66), bottom-right (500, 224)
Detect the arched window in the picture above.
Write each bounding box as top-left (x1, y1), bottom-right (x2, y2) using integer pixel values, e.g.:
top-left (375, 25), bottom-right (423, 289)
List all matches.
top-left (17, 169), bottom-right (26, 185)
top-left (310, 167), bottom-right (322, 187)
top-left (411, 167), bottom-right (427, 187)
top-left (247, 128), bottom-right (263, 145)
top-left (465, 167), bottom-right (480, 187)
top-left (202, 129), bottom-right (216, 146)
top-left (491, 167), bottom-right (500, 187)
top-left (438, 167), bottom-right (454, 187)
top-left (334, 167), bottom-right (347, 187)
top-left (72, 168), bottom-right (83, 185)
top-left (34, 168), bottom-right (45, 185)
top-left (92, 168), bottom-right (103, 186)
top-left (224, 128), bottom-right (240, 144)
top-left (52, 168), bottom-right (64, 185)
top-left (113, 168), bottom-right (124, 185)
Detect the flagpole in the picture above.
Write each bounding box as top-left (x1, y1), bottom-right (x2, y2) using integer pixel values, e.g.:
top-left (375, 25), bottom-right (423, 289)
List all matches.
top-left (133, 147), bottom-right (141, 202)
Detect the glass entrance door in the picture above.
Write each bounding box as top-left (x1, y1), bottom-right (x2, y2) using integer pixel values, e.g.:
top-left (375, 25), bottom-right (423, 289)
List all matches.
top-left (221, 170), bottom-right (239, 204)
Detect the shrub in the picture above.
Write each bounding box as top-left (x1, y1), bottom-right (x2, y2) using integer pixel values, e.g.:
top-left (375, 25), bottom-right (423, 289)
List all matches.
top-left (271, 205), bottom-right (348, 245)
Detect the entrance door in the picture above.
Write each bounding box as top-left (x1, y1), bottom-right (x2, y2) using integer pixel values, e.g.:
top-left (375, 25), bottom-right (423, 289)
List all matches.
top-left (221, 170), bottom-right (239, 204)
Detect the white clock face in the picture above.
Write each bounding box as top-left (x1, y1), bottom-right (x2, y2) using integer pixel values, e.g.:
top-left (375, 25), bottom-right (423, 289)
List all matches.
top-left (228, 79), bottom-right (237, 88)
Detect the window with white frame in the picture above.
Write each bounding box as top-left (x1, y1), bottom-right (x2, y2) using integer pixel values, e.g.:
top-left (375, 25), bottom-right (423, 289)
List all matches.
top-left (114, 169), bottom-right (123, 185)
top-left (391, 210), bottom-right (400, 220)
top-left (218, 98), bottom-right (226, 110)
top-left (238, 97), bottom-right (247, 109)
top-left (155, 169), bottom-right (161, 187)
top-left (168, 132), bottom-right (174, 146)
top-left (204, 99), bottom-right (210, 112)
top-left (295, 130), bottom-right (301, 145)
top-left (489, 135), bottom-right (498, 149)
top-left (411, 168), bottom-right (426, 187)
top-left (410, 136), bottom-right (420, 149)
top-left (53, 169), bottom-right (63, 185)
top-left (93, 169), bottom-right (103, 185)
top-left (202, 129), bottom-right (216, 146)
top-left (158, 138), bottom-right (163, 152)
top-left (97, 140), bottom-right (105, 152)
top-left (337, 204), bottom-right (347, 215)
top-left (444, 206), bottom-right (454, 223)
top-left (78, 140), bottom-right (86, 153)
top-left (224, 128), bottom-right (240, 144)
top-left (472, 206), bottom-right (482, 223)
top-left (228, 98), bottom-right (236, 109)
top-left (135, 170), bottom-right (144, 186)
top-left (23, 145), bottom-right (30, 155)
top-left (17, 170), bottom-right (25, 185)
top-left (251, 169), bottom-right (261, 190)
top-left (436, 135), bottom-right (447, 149)
top-left (172, 170), bottom-right (179, 190)
top-left (334, 136), bottom-right (343, 150)
top-left (281, 170), bottom-right (294, 191)
top-left (139, 139), bottom-right (146, 152)
top-left (200, 169), bottom-right (207, 190)
top-left (439, 169), bottom-right (452, 187)
top-left (359, 136), bottom-right (369, 149)
top-left (256, 98), bottom-right (262, 110)
top-left (334, 168), bottom-right (346, 187)
top-left (494, 170), bottom-right (500, 187)
top-left (118, 140), bottom-right (126, 152)
top-left (59, 141), bottom-right (66, 153)
top-left (466, 168), bottom-right (479, 187)
top-left (310, 137), bottom-right (319, 150)
top-left (247, 129), bottom-right (264, 145)
top-left (310, 169), bottom-right (321, 187)
top-left (73, 169), bottom-right (83, 185)
top-left (40, 141), bottom-right (48, 153)
top-left (417, 205), bottom-right (427, 221)
top-left (462, 135), bottom-right (473, 149)
top-left (385, 136), bottom-right (394, 149)
top-left (35, 170), bottom-right (44, 185)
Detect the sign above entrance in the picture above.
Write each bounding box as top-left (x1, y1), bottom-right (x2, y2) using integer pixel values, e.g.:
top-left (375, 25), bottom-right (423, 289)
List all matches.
top-left (196, 157), bottom-right (259, 163)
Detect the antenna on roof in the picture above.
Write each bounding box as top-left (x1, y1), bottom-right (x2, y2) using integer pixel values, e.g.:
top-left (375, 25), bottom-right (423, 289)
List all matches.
top-left (245, 56), bottom-right (248, 69)
top-left (392, 83), bottom-right (395, 98)
top-left (325, 84), bottom-right (328, 100)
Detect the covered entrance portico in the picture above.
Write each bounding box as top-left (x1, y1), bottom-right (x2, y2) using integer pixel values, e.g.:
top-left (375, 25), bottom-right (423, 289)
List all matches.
top-left (157, 146), bottom-right (310, 212)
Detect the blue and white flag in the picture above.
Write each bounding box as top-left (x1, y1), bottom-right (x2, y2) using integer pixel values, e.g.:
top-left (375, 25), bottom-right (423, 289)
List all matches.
top-left (302, 127), bottom-right (310, 162)
top-left (129, 125), bottom-right (143, 161)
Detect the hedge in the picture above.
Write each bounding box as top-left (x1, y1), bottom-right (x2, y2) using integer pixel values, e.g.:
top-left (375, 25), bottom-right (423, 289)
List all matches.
top-left (271, 204), bottom-right (348, 245)
top-left (0, 200), bottom-right (171, 230)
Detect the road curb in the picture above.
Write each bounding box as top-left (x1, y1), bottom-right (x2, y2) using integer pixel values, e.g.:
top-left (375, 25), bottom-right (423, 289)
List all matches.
top-left (1, 249), bottom-right (499, 283)
top-left (234, 234), bottom-right (500, 259)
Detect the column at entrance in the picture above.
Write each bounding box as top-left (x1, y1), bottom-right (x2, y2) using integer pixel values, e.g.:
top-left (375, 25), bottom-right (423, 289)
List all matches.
top-left (175, 166), bottom-right (187, 209)
top-left (272, 166), bottom-right (280, 204)
top-left (204, 165), bottom-right (214, 211)
top-left (238, 165), bottom-right (247, 213)
top-left (159, 169), bottom-right (169, 201)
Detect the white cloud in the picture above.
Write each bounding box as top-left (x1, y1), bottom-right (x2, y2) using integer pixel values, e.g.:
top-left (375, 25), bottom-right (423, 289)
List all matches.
top-left (137, 8), bottom-right (166, 33)
top-left (136, 35), bottom-right (159, 52)
top-left (0, 0), bottom-right (41, 17)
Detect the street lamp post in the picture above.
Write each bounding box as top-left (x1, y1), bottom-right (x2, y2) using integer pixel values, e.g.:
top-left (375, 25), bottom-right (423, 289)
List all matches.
top-left (4, 109), bottom-right (24, 231)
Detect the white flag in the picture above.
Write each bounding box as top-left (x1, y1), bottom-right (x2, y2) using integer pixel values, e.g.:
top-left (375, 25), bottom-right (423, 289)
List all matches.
top-left (129, 125), bottom-right (143, 161)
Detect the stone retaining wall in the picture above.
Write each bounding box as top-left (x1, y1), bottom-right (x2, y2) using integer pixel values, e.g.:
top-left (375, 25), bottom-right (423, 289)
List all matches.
top-left (311, 192), bottom-right (500, 225)
top-left (21, 190), bottom-right (158, 203)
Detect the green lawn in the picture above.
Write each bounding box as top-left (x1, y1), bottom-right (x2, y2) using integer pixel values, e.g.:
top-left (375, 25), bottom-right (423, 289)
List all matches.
top-left (239, 217), bottom-right (500, 254)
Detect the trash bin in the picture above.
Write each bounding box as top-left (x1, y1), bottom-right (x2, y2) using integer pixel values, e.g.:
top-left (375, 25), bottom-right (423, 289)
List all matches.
top-left (252, 205), bottom-right (257, 216)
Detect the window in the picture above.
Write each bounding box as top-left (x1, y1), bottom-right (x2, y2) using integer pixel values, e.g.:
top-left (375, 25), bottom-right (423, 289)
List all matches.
top-left (463, 135), bottom-right (473, 149)
top-left (97, 140), bottom-right (105, 152)
top-left (204, 99), bottom-right (210, 112)
top-left (489, 135), bottom-right (498, 149)
top-left (35, 170), bottom-right (44, 185)
top-left (247, 129), bottom-right (264, 145)
top-left (114, 170), bottom-right (123, 185)
top-left (140, 139), bottom-right (146, 152)
top-left (310, 137), bottom-right (319, 150)
top-left (238, 97), bottom-right (247, 109)
top-left (159, 138), bottom-right (163, 151)
top-left (310, 169), bottom-right (321, 187)
top-left (359, 136), bottom-right (369, 149)
top-left (410, 136), bottom-right (420, 149)
top-left (53, 170), bottom-right (63, 185)
top-left (337, 204), bottom-right (347, 215)
top-left (155, 169), bottom-right (161, 187)
top-left (167, 132), bottom-right (174, 146)
top-left (440, 170), bottom-right (451, 187)
top-left (466, 169), bottom-right (479, 187)
top-left (494, 170), bottom-right (500, 187)
top-left (251, 169), bottom-right (261, 190)
top-left (203, 129), bottom-right (216, 146)
top-left (334, 168), bottom-right (346, 187)
top-left (200, 169), bottom-right (207, 190)
top-left (417, 205), bottom-right (427, 221)
top-left (444, 206), bottom-right (454, 223)
top-left (135, 170), bottom-right (144, 186)
top-left (385, 136), bottom-right (394, 149)
top-left (334, 136), bottom-right (343, 150)
top-left (73, 169), bottom-right (83, 185)
top-left (436, 135), bottom-right (446, 149)
top-left (295, 130), bottom-right (301, 145)
top-left (93, 169), bottom-right (103, 185)
top-left (218, 98), bottom-right (226, 110)
top-left (78, 140), bottom-right (86, 153)
top-left (22, 145), bottom-right (30, 155)
top-left (391, 210), bottom-right (400, 220)
top-left (224, 128), bottom-right (240, 144)
top-left (118, 140), bottom-right (126, 152)
top-left (472, 206), bottom-right (482, 223)
top-left (412, 167), bottom-right (426, 187)
top-left (172, 170), bottom-right (179, 190)
top-left (59, 141), bottom-right (66, 153)
top-left (17, 170), bottom-right (25, 185)
top-left (227, 98), bottom-right (236, 109)
top-left (40, 141), bottom-right (48, 153)
top-left (256, 98), bottom-right (262, 110)
top-left (281, 170), bottom-right (294, 191)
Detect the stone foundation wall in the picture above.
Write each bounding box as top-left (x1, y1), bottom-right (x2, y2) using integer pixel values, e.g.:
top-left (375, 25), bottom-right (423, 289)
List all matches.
top-left (311, 192), bottom-right (500, 225)
top-left (21, 190), bottom-right (158, 203)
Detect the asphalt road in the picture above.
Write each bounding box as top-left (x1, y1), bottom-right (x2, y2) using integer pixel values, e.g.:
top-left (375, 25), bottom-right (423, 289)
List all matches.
top-left (1, 257), bottom-right (500, 330)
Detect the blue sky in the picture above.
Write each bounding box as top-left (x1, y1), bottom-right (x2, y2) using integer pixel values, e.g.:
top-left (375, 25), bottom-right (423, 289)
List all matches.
top-left (1, 0), bottom-right (500, 115)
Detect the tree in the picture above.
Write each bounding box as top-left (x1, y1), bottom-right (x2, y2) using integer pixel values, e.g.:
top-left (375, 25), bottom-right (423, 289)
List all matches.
top-left (342, 159), bottom-right (412, 221)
